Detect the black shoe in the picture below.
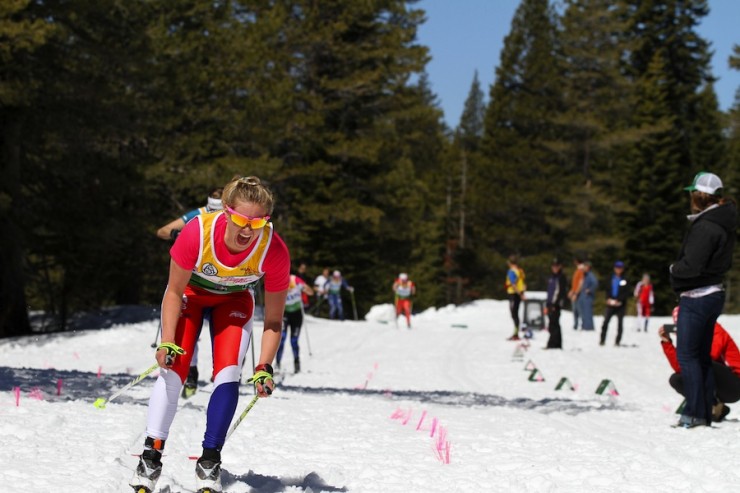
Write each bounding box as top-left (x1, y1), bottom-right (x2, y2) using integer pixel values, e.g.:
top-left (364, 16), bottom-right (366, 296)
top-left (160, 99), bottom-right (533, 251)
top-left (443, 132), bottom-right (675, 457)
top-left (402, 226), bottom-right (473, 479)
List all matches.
top-left (130, 438), bottom-right (164, 492)
top-left (195, 455), bottom-right (222, 492)
top-left (712, 403), bottom-right (731, 422)
top-left (182, 366), bottom-right (199, 399)
top-left (187, 366), bottom-right (199, 385)
top-left (294, 357), bottom-right (301, 373)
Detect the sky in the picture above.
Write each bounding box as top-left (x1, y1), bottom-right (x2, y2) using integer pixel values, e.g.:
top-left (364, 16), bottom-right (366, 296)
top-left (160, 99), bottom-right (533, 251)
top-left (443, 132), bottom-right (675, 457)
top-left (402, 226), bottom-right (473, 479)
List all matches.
top-left (2, 299), bottom-right (740, 492)
top-left (417, 0), bottom-right (740, 129)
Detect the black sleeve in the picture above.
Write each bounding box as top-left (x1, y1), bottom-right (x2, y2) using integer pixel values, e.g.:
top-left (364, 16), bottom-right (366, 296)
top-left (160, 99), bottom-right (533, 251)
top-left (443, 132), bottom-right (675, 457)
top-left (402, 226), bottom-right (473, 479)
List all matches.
top-left (671, 222), bottom-right (723, 280)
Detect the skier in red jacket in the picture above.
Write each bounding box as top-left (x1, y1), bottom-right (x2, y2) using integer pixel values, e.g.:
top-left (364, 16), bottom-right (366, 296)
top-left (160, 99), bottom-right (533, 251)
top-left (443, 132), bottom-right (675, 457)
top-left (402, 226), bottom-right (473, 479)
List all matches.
top-left (659, 306), bottom-right (740, 422)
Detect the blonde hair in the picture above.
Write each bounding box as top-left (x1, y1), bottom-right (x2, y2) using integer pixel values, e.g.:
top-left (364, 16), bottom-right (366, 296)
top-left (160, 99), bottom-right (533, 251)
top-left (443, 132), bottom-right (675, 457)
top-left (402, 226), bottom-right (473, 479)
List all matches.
top-left (222, 176), bottom-right (274, 214)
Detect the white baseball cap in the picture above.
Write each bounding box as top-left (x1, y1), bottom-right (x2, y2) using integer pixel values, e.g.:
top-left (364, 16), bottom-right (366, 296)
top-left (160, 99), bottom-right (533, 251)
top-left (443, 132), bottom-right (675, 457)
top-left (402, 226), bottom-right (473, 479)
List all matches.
top-left (399, 273), bottom-right (408, 281)
top-left (684, 172), bottom-right (723, 195)
top-left (333, 270), bottom-right (341, 277)
top-left (207, 196), bottom-right (223, 211)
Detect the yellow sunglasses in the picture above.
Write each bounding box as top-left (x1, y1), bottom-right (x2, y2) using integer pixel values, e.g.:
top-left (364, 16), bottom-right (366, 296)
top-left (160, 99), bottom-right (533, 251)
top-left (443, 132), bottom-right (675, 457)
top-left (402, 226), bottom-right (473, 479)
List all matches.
top-left (225, 205), bottom-right (270, 229)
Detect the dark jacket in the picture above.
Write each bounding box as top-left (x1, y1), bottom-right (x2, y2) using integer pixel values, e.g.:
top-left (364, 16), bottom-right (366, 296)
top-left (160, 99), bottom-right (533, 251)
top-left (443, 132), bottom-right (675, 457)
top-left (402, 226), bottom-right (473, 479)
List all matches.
top-left (605, 274), bottom-right (630, 306)
top-left (546, 271), bottom-right (568, 308)
top-left (671, 202), bottom-right (737, 294)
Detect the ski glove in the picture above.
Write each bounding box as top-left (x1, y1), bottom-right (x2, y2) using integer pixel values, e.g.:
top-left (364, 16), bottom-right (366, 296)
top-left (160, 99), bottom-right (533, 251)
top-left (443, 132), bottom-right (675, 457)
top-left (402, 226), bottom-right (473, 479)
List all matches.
top-left (157, 342), bottom-right (186, 366)
top-left (248, 363), bottom-right (274, 396)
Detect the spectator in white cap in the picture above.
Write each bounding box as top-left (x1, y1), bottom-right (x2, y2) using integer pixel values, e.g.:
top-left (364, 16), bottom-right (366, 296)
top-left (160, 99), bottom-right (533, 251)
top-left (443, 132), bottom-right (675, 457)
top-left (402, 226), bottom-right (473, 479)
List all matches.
top-left (670, 171), bottom-right (737, 428)
top-left (393, 273), bottom-right (416, 328)
top-left (325, 270), bottom-right (353, 320)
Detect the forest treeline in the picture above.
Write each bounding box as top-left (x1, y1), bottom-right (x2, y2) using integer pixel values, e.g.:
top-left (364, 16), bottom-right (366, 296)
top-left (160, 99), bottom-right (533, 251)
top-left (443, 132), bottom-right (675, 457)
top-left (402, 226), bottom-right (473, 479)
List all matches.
top-left (1, 0), bottom-right (739, 337)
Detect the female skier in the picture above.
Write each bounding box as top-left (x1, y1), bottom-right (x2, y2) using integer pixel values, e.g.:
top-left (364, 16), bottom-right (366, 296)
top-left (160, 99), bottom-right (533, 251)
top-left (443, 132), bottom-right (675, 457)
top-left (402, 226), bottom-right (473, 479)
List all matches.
top-left (130, 176), bottom-right (290, 493)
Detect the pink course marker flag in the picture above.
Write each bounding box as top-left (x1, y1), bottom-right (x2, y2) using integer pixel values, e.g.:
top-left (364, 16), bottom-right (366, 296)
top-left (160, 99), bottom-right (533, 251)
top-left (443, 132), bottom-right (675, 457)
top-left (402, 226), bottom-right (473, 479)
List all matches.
top-left (416, 410), bottom-right (427, 431)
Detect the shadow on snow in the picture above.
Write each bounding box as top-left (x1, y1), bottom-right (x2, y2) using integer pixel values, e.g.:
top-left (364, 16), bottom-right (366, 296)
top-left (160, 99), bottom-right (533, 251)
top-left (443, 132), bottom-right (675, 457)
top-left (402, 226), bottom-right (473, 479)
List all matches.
top-left (221, 470), bottom-right (347, 493)
top-left (277, 384), bottom-right (627, 415)
top-left (0, 366), bottom-right (626, 416)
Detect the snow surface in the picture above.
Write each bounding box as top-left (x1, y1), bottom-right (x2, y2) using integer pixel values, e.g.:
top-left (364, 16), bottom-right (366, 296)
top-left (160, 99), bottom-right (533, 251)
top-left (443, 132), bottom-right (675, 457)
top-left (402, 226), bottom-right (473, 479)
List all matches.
top-left (2, 300), bottom-right (740, 493)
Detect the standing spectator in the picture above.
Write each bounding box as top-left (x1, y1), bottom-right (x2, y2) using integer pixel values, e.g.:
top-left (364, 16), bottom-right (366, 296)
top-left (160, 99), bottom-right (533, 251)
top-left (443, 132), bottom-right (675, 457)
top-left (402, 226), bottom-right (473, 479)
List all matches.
top-left (599, 260), bottom-right (629, 346)
top-left (276, 274), bottom-right (313, 373)
top-left (505, 254), bottom-right (527, 341)
top-left (393, 273), bottom-right (416, 328)
top-left (312, 267), bottom-right (330, 316)
top-left (545, 258), bottom-right (568, 349)
top-left (326, 270), bottom-right (354, 321)
top-left (578, 261), bottom-right (598, 331)
top-left (660, 307), bottom-right (740, 422)
top-left (634, 273), bottom-right (654, 332)
top-left (568, 256), bottom-right (585, 330)
top-left (130, 176), bottom-right (289, 493)
top-left (670, 171), bottom-right (736, 428)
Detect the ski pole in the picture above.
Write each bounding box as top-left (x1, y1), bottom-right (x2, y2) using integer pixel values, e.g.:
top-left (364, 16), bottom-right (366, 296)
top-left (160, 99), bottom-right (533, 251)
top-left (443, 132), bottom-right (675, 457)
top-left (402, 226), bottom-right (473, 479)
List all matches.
top-left (250, 330), bottom-right (256, 395)
top-left (93, 363), bottom-right (159, 409)
top-left (310, 295), bottom-right (324, 316)
top-left (150, 320), bottom-right (161, 348)
top-left (225, 394), bottom-right (260, 441)
top-left (299, 300), bottom-right (313, 356)
top-left (350, 290), bottom-right (358, 321)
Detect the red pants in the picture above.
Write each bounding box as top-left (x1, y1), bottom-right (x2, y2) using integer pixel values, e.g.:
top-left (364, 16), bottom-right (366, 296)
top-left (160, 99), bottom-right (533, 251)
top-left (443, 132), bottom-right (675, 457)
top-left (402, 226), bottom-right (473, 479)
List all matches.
top-left (170, 285), bottom-right (254, 382)
top-left (396, 298), bottom-right (412, 326)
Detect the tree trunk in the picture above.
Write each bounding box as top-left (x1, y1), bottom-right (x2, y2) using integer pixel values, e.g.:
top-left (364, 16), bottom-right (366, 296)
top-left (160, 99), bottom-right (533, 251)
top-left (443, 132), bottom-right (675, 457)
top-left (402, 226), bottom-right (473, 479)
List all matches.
top-left (0, 111), bottom-right (31, 337)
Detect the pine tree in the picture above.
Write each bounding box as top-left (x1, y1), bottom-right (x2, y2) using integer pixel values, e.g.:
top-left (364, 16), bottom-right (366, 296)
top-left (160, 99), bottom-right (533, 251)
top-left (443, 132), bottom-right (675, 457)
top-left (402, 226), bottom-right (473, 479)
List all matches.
top-left (245, 0), bottom-right (440, 315)
top-left (557, 0), bottom-right (638, 273)
top-left (621, 0), bottom-right (721, 313)
top-left (473, 0), bottom-right (566, 296)
top-left (724, 44), bottom-right (740, 312)
top-left (447, 72), bottom-right (486, 303)
top-left (0, 0), bottom-right (56, 337)
top-left (2, 1), bottom-right (169, 330)
top-left (690, 83), bottom-right (726, 172)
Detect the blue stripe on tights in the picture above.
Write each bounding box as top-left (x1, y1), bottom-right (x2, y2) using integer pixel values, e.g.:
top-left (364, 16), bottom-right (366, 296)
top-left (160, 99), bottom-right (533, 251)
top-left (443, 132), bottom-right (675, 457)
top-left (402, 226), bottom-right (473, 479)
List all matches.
top-left (202, 381), bottom-right (239, 450)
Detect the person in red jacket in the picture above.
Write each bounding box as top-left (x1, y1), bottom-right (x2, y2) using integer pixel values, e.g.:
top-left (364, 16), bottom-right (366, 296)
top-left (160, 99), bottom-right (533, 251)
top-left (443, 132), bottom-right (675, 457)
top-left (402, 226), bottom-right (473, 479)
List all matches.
top-left (659, 306), bottom-right (740, 422)
top-left (393, 273), bottom-right (416, 328)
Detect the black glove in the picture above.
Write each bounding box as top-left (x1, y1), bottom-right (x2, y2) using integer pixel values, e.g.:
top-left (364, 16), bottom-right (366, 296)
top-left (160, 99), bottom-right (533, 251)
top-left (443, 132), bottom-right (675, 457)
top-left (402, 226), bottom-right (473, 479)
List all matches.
top-left (170, 229), bottom-right (181, 240)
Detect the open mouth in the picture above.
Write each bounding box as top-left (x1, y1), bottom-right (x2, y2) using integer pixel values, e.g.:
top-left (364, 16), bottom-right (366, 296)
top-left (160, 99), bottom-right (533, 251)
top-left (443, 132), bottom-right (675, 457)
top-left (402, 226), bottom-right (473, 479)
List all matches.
top-left (236, 231), bottom-right (253, 246)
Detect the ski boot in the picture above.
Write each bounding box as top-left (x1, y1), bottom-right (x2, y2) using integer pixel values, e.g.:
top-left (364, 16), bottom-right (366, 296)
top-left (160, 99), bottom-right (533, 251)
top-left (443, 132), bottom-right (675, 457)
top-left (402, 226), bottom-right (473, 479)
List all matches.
top-left (182, 366), bottom-right (199, 399)
top-left (294, 357), bottom-right (301, 374)
top-left (130, 437), bottom-right (165, 493)
top-left (195, 448), bottom-right (222, 493)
